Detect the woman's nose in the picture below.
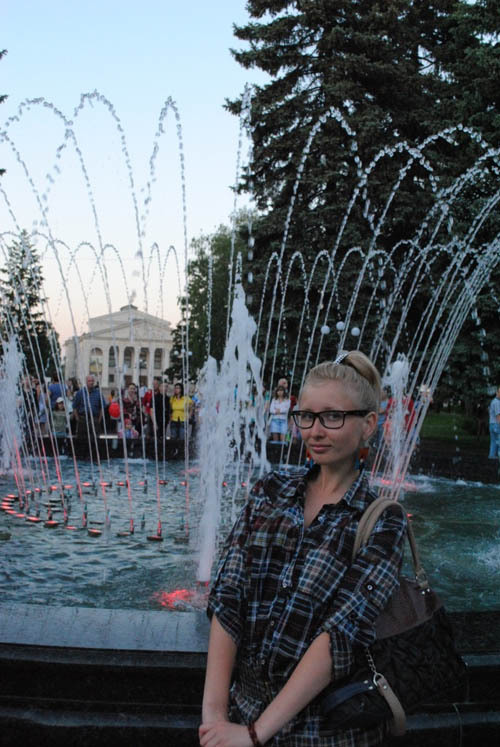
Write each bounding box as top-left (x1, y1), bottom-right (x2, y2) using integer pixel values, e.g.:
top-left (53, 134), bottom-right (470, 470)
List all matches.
top-left (310, 415), bottom-right (325, 435)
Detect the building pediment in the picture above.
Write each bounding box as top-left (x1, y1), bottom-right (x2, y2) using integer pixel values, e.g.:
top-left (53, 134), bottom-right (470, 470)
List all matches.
top-left (63, 308), bottom-right (173, 350)
top-left (86, 319), bottom-right (172, 343)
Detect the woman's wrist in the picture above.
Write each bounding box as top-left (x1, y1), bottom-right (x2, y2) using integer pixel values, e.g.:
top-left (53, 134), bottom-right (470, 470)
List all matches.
top-left (247, 721), bottom-right (264, 746)
top-left (202, 700), bottom-right (228, 723)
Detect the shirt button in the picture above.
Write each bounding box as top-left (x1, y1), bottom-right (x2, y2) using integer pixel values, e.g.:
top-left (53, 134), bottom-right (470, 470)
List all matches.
top-left (270, 620), bottom-right (275, 627)
top-left (282, 580), bottom-right (289, 589)
top-left (366, 584), bottom-right (373, 591)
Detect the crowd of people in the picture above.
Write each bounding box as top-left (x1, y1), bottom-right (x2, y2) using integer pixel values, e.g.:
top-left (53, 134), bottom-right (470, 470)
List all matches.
top-left (20, 373), bottom-right (199, 444)
top-left (19, 369), bottom-right (432, 460)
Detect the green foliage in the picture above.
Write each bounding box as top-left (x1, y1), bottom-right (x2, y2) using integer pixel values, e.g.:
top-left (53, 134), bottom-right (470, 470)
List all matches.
top-left (227, 0), bottom-right (500, 399)
top-left (421, 410), bottom-right (489, 447)
top-left (436, 262), bottom-right (500, 416)
top-left (163, 317), bottom-right (185, 383)
top-left (167, 219), bottom-right (251, 381)
top-left (0, 231), bottom-right (60, 375)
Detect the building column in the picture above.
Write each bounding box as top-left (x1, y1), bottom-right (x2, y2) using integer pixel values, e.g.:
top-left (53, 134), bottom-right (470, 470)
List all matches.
top-left (80, 339), bottom-right (90, 383)
top-left (134, 347), bottom-right (140, 384)
top-left (147, 346), bottom-right (154, 387)
top-left (101, 345), bottom-right (109, 390)
top-left (118, 345), bottom-right (126, 389)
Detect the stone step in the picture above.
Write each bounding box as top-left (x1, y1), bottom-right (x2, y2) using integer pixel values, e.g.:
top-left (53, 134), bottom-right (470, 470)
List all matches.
top-left (1, 646), bottom-right (499, 746)
top-left (1, 642), bottom-right (499, 704)
top-left (1, 699), bottom-right (500, 747)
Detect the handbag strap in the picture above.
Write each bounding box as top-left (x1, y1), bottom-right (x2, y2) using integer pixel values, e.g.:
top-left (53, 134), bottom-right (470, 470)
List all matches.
top-left (373, 673), bottom-right (407, 737)
top-left (352, 496), bottom-right (429, 590)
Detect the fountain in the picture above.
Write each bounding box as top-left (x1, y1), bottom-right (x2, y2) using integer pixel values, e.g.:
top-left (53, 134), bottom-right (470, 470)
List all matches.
top-left (1, 93), bottom-right (500, 745)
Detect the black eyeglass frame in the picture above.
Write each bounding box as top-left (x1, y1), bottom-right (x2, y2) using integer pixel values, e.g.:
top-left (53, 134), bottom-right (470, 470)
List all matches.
top-left (291, 409), bottom-right (371, 429)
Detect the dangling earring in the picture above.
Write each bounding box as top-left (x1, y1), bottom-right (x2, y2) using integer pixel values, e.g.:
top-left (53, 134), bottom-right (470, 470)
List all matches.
top-left (357, 443), bottom-right (370, 469)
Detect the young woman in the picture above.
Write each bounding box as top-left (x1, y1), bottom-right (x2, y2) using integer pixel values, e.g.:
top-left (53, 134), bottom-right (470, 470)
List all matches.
top-left (200, 351), bottom-right (406, 747)
top-left (170, 382), bottom-right (192, 440)
top-left (268, 385), bottom-right (291, 442)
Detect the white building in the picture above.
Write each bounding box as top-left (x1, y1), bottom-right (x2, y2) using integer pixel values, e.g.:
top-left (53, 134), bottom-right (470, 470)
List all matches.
top-left (63, 305), bottom-right (173, 393)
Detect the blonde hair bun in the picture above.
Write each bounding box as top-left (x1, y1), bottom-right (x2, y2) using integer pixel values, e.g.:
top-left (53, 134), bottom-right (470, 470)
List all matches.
top-left (301, 351), bottom-right (381, 413)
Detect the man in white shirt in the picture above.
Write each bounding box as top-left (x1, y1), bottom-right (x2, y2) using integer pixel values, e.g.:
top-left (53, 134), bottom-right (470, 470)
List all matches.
top-left (488, 387), bottom-right (500, 459)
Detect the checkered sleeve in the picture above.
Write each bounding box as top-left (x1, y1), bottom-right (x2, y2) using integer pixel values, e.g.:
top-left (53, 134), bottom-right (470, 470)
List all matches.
top-left (320, 505), bottom-right (407, 681)
top-left (206, 495), bottom-right (258, 647)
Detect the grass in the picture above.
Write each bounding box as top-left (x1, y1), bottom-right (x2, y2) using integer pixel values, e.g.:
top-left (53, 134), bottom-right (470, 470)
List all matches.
top-left (420, 411), bottom-right (489, 449)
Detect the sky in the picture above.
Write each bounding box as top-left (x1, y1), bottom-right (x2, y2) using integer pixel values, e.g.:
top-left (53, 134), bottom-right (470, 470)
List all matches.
top-left (1, 0), bottom-right (268, 342)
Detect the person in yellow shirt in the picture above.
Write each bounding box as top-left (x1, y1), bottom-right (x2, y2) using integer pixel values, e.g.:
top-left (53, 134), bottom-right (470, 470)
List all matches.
top-left (170, 382), bottom-right (192, 440)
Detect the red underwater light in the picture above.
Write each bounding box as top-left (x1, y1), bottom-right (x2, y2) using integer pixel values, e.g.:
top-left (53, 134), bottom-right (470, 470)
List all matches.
top-left (44, 520), bottom-right (59, 528)
top-left (154, 589), bottom-right (194, 609)
top-left (87, 528), bottom-right (102, 537)
top-left (158, 479), bottom-right (168, 485)
top-left (26, 516), bottom-right (42, 523)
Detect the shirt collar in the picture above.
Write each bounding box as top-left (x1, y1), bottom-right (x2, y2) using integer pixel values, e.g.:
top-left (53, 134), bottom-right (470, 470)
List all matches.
top-left (262, 465), bottom-right (375, 513)
top-left (295, 464), bottom-right (373, 512)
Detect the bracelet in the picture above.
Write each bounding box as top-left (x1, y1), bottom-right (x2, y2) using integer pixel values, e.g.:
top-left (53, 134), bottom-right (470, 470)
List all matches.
top-left (247, 721), bottom-right (263, 747)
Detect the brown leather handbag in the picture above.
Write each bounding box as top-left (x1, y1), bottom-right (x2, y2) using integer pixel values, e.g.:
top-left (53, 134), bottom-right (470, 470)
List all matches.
top-left (320, 497), bottom-right (467, 736)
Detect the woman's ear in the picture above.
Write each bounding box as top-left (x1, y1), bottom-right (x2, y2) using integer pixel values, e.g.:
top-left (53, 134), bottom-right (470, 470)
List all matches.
top-left (362, 411), bottom-right (378, 441)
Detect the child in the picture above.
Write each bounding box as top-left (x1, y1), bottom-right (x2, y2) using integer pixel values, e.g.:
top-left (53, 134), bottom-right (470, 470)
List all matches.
top-left (52, 397), bottom-right (67, 437)
top-left (118, 416), bottom-right (139, 440)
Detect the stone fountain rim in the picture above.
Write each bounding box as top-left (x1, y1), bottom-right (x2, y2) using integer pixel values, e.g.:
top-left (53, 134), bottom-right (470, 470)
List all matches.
top-left (0, 602), bottom-right (210, 653)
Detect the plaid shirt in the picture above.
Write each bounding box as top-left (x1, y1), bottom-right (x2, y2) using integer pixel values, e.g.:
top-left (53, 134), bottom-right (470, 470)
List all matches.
top-left (207, 467), bottom-right (406, 746)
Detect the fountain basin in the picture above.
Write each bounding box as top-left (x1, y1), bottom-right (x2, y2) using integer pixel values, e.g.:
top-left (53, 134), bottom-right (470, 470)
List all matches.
top-left (1, 456), bottom-right (499, 744)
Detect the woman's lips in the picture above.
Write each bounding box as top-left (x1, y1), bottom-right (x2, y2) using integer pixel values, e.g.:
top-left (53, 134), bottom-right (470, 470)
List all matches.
top-left (309, 443), bottom-right (330, 452)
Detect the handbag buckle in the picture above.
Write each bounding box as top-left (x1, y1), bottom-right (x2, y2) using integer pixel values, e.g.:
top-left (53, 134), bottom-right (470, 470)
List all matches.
top-left (415, 568), bottom-right (430, 590)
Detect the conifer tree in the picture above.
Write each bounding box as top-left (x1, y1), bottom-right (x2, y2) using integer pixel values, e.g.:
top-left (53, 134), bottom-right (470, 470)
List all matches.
top-left (227, 1), bottom-right (500, 381)
top-left (0, 231), bottom-right (60, 376)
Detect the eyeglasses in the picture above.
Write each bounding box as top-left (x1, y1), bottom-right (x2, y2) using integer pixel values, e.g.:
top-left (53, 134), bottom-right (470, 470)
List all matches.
top-left (291, 409), bottom-right (370, 429)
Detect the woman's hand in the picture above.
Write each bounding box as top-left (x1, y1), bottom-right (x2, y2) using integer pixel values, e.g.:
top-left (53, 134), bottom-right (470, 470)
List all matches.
top-left (199, 720), bottom-right (252, 747)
